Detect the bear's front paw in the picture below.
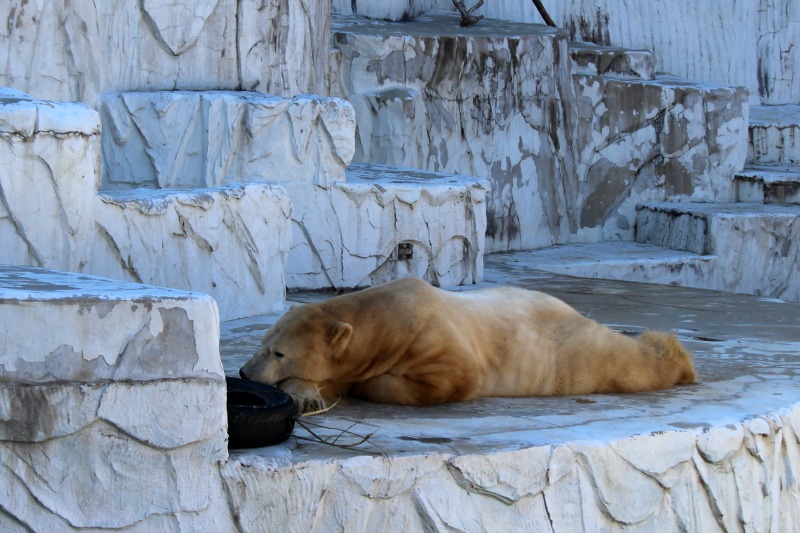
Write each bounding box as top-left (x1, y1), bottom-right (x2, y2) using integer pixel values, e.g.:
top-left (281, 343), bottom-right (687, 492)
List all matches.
top-left (278, 378), bottom-right (328, 414)
top-left (291, 395), bottom-right (328, 414)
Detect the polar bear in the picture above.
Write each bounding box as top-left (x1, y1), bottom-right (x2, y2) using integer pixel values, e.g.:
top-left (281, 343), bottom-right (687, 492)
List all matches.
top-left (239, 279), bottom-right (696, 412)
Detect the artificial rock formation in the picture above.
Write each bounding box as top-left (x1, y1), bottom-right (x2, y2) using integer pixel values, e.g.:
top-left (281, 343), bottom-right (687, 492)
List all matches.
top-left (472, 0), bottom-right (800, 105)
top-left (92, 184), bottom-right (292, 321)
top-left (333, 13), bottom-right (748, 251)
top-left (0, 88), bottom-right (101, 272)
top-left (0, 89), bottom-right (296, 321)
top-left (333, 14), bottom-right (578, 251)
top-left (101, 91), bottom-right (356, 190)
top-left (0, 0), bottom-right (331, 107)
top-left (285, 164), bottom-right (489, 289)
top-left (0, 266), bottom-right (233, 531)
top-left (101, 90), bottom-right (488, 292)
top-left (636, 201), bottom-right (800, 302)
top-left (332, 0), bottom-right (437, 20)
top-left (570, 74), bottom-right (748, 242)
top-left (222, 414), bottom-right (800, 532)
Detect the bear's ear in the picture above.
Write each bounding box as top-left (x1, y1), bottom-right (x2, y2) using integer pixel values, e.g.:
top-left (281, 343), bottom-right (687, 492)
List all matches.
top-left (326, 321), bottom-right (353, 360)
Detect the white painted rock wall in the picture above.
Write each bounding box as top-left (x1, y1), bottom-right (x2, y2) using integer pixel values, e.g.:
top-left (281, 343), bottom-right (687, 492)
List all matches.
top-left (101, 91), bottom-right (356, 189)
top-left (335, 15), bottom-right (577, 252)
top-left (748, 105), bottom-right (800, 165)
top-left (223, 406), bottom-right (800, 532)
top-left (333, 0), bottom-right (437, 20)
top-left (0, 88), bottom-right (101, 272)
top-left (334, 15), bottom-right (748, 251)
top-left (0, 89), bottom-right (296, 320)
top-left (92, 184), bottom-right (292, 321)
top-left (570, 74), bottom-right (748, 243)
top-left (461, 0), bottom-right (799, 105)
top-left (0, 266), bottom-right (234, 531)
top-left (0, 0), bottom-right (331, 107)
top-left (101, 90), bottom-right (486, 292)
top-left (636, 202), bottom-right (800, 302)
top-left (286, 164), bottom-right (489, 290)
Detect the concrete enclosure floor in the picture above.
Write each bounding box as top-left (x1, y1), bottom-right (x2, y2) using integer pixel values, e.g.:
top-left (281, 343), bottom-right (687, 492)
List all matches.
top-left (220, 251), bottom-right (800, 463)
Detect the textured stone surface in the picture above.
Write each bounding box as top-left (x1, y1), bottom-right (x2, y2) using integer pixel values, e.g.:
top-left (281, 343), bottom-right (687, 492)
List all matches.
top-left (469, 0), bottom-right (799, 105)
top-left (92, 183), bottom-right (292, 321)
top-left (220, 261), bottom-right (800, 533)
top-left (1, 89), bottom-right (295, 320)
top-left (0, 0), bottom-right (330, 107)
top-left (286, 164), bottom-right (489, 290)
top-left (0, 266), bottom-right (231, 530)
top-left (237, 0), bottom-right (332, 96)
top-left (748, 104), bottom-right (800, 164)
top-left (334, 14), bottom-right (748, 250)
top-left (636, 202), bottom-right (800, 302)
top-left (101, 91), bottom-right (355, 189)
top-left (0, 88), bottom-right (101, 272)
top-left (99, 89), bottom-right (483, 292)
top-left (568, 42), bottom-right (656, 79)
top-left (755, 0), bottom-right (800, 104)
top-left (735, 164), bottom-right (800, 205)
top-left (333, 0), bottom-right (436, 20)
top-left (498, 242), bottom-right (717, 289)
top-left (0, 266), bottom-right (223, 382)
top-left (570, 74), bottom-right (748, 243)
top-left (334, 14), bottom-right (579, 252)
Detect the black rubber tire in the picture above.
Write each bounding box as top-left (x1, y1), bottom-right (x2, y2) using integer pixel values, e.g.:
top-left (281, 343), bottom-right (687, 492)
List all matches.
top-left (225, 376), bottom-right (298, 449)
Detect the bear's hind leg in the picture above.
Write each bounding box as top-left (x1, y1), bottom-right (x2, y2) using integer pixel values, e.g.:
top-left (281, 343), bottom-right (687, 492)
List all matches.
top-left (351, 373), bottom-right (473, 406)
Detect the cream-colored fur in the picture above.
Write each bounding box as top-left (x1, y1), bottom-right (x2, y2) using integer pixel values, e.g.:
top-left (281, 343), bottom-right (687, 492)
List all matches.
top-left (240, 279), bottom-right (697, 412)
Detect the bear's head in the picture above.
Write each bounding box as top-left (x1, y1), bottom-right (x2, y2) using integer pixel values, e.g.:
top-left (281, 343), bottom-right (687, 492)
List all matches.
top-left (239, 304), bottom-right (353, 387)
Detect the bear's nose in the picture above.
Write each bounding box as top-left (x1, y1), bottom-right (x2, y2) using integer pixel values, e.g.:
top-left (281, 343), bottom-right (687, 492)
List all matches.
top-left (239, 368), bottom-right (249, 380)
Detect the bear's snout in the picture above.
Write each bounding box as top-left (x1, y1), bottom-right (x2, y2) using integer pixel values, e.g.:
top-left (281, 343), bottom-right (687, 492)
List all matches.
top-left (239, 368), bottom-right (250, 380)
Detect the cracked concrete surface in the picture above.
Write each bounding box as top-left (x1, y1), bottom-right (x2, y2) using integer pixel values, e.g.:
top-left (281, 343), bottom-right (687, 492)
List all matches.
top-left (0, 88), bottom-right (100, 272)
top-left (748, 104), bottom-right (800, 165)
top-left (473, 0), bottom-right (799, 106)
top-left (635, 201), bottom-right (800, 301)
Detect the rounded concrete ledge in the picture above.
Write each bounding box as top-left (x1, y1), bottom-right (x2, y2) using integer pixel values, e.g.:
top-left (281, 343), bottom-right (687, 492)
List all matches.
top-left (0, 266), bottom-right (232, 530)
top-left (220, 257), bottom-right (800, 532)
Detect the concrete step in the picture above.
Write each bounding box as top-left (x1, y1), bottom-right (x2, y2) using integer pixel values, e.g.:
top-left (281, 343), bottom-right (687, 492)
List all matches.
top-left (734, 164), bottom-right (800, 205)
top-left (747, 104), bottom-right (800, 165)
top-left (285, 163), bottom-right (490, 291)
top-left (101, 91), bottom-right (356, 190)
top-left (487, 241), bottom-right (715, 289)
top-left (332, 12), bottom-right (575, 252)
top-left (93, 183), bottom-right (292, 321)
top-left (0, 265), bottom-right (228, 530)
top-left (636, 201), bottom-right (800, 301)
top-left (0, 88), bottom-right (101, 273)
top-left (100, 89), bottom-right (490, 294)
top-left (568, 41), bottom-right (656, 79)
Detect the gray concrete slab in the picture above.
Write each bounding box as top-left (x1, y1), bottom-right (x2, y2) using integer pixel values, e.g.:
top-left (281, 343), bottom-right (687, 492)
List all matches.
top-left (220, 253), bottom-right (800, 463)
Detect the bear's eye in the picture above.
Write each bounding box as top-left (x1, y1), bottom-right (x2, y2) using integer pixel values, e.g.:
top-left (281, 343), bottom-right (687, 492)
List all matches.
top-left (274, 351), bottom-right (285, 359)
